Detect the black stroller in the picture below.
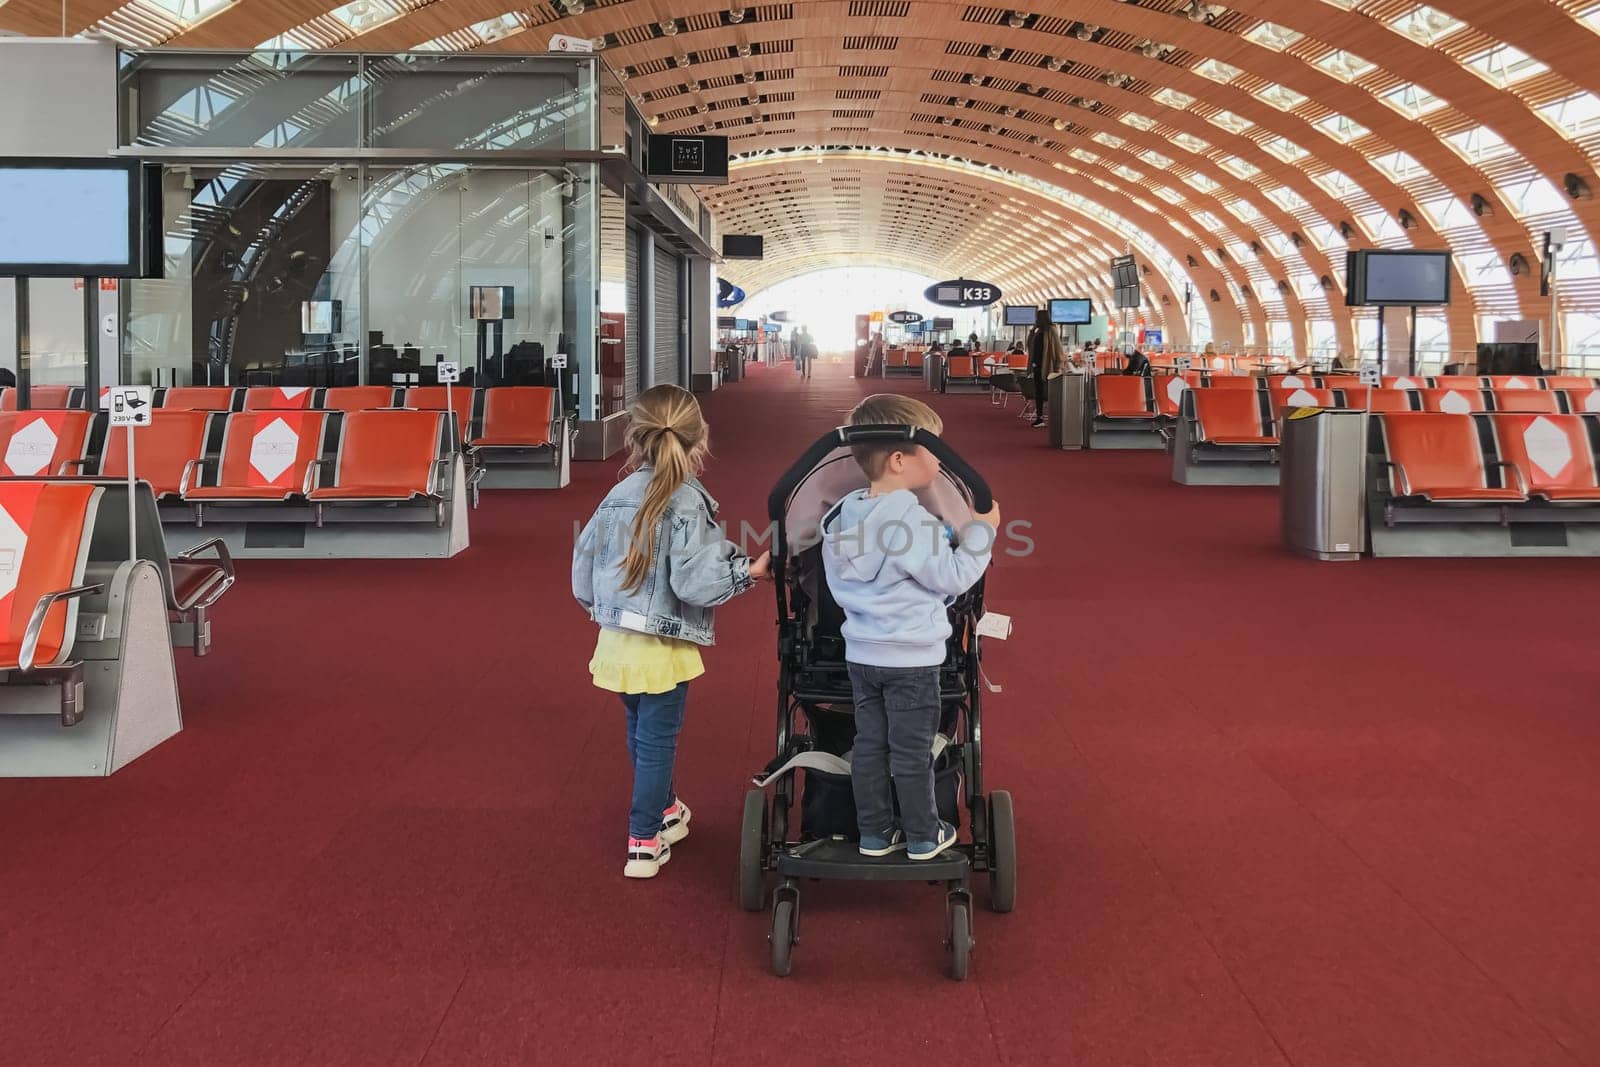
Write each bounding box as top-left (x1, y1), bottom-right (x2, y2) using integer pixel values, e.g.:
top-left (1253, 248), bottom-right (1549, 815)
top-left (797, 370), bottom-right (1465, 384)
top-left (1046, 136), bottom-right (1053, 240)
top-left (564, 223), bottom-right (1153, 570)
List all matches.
top-left (740, 424), bottom-right (1016, 980)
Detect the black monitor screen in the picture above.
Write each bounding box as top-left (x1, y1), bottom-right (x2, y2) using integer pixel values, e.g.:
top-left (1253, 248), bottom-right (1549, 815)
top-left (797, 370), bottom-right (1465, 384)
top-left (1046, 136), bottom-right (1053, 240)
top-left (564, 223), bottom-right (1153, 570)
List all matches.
top-left (1003, 304), bottom-right (1039, 326)
top-left (932, 317), bottom-right (955, 331)
top-left (1049, 298), bottom-right (1093, 325)
top-left (1358, 250), bottom-right (1451, 306)
top-left (0, 158), bottom-right (144, 277)
top-left (722, 234), bottom-right (764, 259)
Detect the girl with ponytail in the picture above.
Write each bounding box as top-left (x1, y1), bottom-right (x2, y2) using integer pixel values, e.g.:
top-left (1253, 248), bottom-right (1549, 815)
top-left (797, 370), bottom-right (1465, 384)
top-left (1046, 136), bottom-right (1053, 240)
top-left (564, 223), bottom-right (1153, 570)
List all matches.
top-left (572, 385), bottom-right (769, 879)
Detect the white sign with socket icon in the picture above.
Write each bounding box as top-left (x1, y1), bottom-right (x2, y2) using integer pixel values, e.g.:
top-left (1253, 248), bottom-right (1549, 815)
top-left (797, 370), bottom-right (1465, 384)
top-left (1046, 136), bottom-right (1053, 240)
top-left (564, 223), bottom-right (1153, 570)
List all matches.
top-left (436, 361), bottom-right (461, 384)
top-left (107, 386), bottom-right (153, 427)
top-left (1358, 364), bottom-right (1381, 387)
top-left (549, 353), bottom-right (569, 370)
top-left (1176, 355), bottom-right (1193, 371)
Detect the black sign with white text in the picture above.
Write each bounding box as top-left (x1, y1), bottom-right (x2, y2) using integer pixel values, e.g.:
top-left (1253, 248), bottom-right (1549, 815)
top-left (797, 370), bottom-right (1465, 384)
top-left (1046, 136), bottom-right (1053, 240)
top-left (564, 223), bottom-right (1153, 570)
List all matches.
top-left (923, 278), bottom-right (1003, 308)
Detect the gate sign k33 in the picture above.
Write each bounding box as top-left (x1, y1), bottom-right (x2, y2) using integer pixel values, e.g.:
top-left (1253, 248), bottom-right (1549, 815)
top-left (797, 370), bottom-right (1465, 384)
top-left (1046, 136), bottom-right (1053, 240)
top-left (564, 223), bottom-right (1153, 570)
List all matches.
top-left (923, 278), bottom-right (1004, 308)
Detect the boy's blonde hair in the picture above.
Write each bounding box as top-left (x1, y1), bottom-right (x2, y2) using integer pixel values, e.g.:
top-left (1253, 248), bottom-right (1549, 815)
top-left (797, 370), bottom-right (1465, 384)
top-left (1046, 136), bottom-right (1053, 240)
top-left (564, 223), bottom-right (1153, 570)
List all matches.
top-left (621, 384), bottom-right (709, 594)
top-left (847, 393), bottom-right (944, 480)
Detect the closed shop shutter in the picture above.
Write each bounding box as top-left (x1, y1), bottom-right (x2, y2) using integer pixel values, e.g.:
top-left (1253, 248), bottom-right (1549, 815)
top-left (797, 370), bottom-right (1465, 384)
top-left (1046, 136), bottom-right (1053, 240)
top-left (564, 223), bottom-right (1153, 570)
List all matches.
top-left (653, 246), bottom-right (683, 387)
top-left (625, 225), bottom-right (641, 403)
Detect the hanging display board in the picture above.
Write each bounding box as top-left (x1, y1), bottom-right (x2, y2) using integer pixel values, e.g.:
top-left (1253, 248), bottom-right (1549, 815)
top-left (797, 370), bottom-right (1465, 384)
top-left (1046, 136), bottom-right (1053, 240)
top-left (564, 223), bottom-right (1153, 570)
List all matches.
top-left (923, 278), bottom-right (1002, 308)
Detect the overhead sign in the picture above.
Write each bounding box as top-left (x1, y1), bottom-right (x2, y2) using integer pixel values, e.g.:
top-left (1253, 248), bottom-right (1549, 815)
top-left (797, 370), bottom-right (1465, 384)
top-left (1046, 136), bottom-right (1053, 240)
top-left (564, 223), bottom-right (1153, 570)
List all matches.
top-left (768, 310), bottom-right (790, 322)
top-left (889, 311), bottom-right (923, 324)
top-left (924, 278), bottom-right (1003, 308)
top-left (107, 385), bottom-right (153, 427)
top-left (549, 33), bottom-right (595, 52)
top-left (646, 134), bottom-right (730, 184)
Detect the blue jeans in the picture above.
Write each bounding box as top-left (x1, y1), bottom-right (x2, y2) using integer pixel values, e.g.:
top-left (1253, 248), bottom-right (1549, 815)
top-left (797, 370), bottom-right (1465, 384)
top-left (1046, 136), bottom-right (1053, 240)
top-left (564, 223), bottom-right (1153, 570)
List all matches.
top-left (621, 683), bottom-right (688, 839)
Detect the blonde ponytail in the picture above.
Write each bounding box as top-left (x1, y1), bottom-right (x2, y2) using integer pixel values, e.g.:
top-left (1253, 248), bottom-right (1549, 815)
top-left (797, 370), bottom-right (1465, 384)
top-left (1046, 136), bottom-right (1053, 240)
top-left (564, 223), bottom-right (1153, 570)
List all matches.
top-left (621, 385), bottom-right (709, 594)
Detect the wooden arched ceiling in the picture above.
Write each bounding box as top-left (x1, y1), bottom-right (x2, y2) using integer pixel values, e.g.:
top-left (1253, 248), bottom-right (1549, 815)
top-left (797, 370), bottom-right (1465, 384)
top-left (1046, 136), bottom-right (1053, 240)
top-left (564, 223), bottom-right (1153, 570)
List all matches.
top-left (11, 0), bottom-right (1599, 350)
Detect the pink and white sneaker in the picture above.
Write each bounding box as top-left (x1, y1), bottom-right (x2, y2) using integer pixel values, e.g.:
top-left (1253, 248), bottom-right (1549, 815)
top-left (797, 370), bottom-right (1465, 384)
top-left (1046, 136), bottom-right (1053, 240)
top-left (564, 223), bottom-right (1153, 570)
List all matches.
top-left (661, 799), bottom-right (692, 845)
top-left (625, 835), bottom-right (671, 879)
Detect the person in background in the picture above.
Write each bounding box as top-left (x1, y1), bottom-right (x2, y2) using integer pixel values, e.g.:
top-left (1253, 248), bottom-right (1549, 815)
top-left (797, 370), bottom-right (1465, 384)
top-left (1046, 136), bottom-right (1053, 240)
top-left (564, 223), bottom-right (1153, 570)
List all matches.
top-left (967, 331), bottom-right (981, 351)
top-left (1123, 348), bottom-right (1152, 376)
top-left (799, 326), bottom-right (819, 379)
top-left (1026, 310), bottom-right (1067, 428)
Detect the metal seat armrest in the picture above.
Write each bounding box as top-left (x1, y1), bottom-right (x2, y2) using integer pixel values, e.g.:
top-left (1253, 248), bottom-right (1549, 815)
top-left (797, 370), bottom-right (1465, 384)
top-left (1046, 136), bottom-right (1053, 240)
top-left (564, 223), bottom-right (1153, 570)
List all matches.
top-left (179, 457), bottom-right (213, 496)
top-left (20, 585), bottom-right (103, 672)
top-left (173, 536), bottom-right (236, 582)
top-left (301, 458), bottom-right (331, 496)
top-left (428, 456), bottom-right (454, 497)
top-left (58, 459), bottom-right (91, 475)
top-left (1381, 461), bottom-right (1414, 498)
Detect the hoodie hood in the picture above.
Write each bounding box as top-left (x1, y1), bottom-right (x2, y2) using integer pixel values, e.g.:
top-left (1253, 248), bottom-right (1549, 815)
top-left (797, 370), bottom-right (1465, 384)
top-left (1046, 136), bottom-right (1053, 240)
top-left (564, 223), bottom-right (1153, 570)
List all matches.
top-left (821, 488), bottom-right (921, 582)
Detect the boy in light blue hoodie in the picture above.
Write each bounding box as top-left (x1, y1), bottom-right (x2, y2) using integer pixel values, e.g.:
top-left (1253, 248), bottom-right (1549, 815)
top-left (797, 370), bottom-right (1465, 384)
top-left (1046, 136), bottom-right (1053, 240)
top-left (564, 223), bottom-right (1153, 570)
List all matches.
top-left (821, 395), bottom-right (1000, 860)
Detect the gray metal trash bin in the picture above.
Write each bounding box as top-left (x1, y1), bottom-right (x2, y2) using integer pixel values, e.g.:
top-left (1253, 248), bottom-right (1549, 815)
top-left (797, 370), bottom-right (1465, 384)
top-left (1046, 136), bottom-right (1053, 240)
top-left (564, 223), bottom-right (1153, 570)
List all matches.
top-left (924, 351), bottom-right (943, 392)
top-left (1280, 408), bottom-right (1369, 561)
top-left (1048, 373), bottom-right (1087, 450)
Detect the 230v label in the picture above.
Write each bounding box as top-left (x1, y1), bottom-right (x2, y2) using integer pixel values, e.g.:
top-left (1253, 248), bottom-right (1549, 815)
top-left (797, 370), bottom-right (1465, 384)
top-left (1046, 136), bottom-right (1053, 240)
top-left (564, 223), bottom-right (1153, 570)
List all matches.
top-left (924, 278), bottom-right (1003, 308)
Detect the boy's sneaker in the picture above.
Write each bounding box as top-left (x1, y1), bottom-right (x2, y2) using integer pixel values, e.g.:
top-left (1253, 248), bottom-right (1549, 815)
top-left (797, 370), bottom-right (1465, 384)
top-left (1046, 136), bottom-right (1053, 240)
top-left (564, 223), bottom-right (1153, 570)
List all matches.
top-left (661, 799), bottom-right (692, 845)
top-left (908, 821), bottom-right (959, 861)
top-left (624, 835), bottom-right (672, 879)
top-left (858, 828), bottom-right (906, 857)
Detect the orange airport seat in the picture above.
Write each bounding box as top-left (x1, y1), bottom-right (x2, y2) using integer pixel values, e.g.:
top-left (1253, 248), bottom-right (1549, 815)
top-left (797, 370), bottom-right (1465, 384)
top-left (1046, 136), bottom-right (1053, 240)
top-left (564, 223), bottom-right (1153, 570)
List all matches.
top-left (1006, 353), bottom-right (1029, 372)
top-left (160, 387), bottom-right (237, 412)
top-left (0, 411), bottom-right (93, 478)
top-left (945, 355), bottom-right (975, 379)
top-left (1334, 387), bottom-right (1413, 412)
top-left (307, 410), bottom-right (444, 503)
top-left (243, 386), bottom-right (317, 411)
top-left (1544, 375), bottom-right (1597, 391)
top-left (404, 386), bottom-right (475, 445)
top-left (99, 410), bottom-right (212, 499)
top-left (185, 412), bottom-right (329, 503)
top-left (0, 385), bottom-right (77, 410)
top-left (1205, 374), bottom-right (1258, 389)
top-left (469, 387), bottom-right (556, 449)
top-left (1192, 389), bottom-right (1276, 446)
top-left (1268, 386), bottom-right (1337, 423)
top-left (1418, 387), bottom-right (1487, 414)
top-left (0, 481), bottom-right (102, 676)
top-left (886, 349), bottom-right (907, 368)
top-left (1382, 375), bottom-right (1428, 391)
top-left (1379, 413), bottom-right (1525, 503)
top-left (1490, 414), bottom-right (1600, 503)
top-left (1094, 376), bottom-right (1156, 419)
top-left (1154, 374), bottom-right (1189, 418)
top-left (322, 386), bottom-right (399, 412)
top-left (1562, 387), bottom-right (1600, 415)
top-left (1490, 390), bottom-right (1560, 414)
top-left (1481, 375), bottom-right (1541, 392)
top-left (1265, 374), bottom-right (1318, 391)
top-left (907, 350), bottom-right (925, 369)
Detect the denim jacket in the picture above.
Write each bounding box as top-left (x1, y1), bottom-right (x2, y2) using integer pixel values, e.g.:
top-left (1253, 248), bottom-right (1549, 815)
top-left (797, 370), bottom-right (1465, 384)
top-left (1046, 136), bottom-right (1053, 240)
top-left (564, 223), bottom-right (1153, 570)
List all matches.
top-left (572, 468), bottom-right (754, 646)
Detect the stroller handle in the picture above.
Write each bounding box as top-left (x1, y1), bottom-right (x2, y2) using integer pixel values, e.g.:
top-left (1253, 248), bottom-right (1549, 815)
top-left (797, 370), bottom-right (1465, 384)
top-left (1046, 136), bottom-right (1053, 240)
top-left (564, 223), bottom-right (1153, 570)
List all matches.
top-left (765, 424), bottom-right (994, 523)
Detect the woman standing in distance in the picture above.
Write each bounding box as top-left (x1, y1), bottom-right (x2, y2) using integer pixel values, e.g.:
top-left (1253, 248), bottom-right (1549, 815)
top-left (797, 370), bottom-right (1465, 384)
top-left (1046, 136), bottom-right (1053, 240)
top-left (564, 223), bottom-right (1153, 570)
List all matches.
top-left (1026, 309), bottom-right (1065, 428)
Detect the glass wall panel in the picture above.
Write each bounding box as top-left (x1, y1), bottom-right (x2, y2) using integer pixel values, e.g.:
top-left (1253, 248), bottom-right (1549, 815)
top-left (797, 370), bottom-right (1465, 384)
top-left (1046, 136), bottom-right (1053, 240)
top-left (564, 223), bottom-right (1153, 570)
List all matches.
top-left (598, 186), bottom-right (628, 417)
top-left (363, 54), bottom-right (595, 152)
top-left (120, 51), bottom-right (365, 150)
top-left (0, 279), bottom-right (89, 398)
top-left (123, 162), bottom-right (360, 387)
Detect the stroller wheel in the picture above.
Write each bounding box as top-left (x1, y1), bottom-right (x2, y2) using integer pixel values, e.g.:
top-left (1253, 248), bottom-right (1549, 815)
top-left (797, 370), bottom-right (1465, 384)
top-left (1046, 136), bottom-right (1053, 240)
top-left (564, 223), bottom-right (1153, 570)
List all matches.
top-left (987, 790), bottom-right (1017, 914)
top-left (947, 898), bottom-right (973, 981)
top-left (739, 789), bottom-right (768, 912)
top-left (770, 897), bottom-right (797, 977)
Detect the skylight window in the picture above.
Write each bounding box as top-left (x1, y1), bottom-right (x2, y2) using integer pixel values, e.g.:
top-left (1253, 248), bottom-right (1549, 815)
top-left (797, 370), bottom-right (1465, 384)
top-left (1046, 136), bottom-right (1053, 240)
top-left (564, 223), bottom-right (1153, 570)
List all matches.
top-left (1389, 5), bottom-right (1465, 46)
top-left (1218, 156), bottom-right (1260, 179)
top-left (1153, 88), bottom-right (1195, 109)
top-left (1182, 171), bottom-right (1220, 194)
top-left (1206, 109), bottom-right (1252, 134)
top-left (1193, 58), bottom-right (1242, 84)
top-left (1259, 84), bottom-right (1307, 112)
top-left (1173, 132), bottom-right (1210, 153)
top-left (1244, 23), bottom-right (1303, 51)
top-left (1315, 50), bottom-right (1376, 82)
top-left (1316, 113), bottom-right (1369, 144)
top-left (1260, 136), bottom-right (1307, 162)
top-left (328, 0), bottom-right (404, 33)
top-left (1140, 150), bottom-right (1173, 168)
top-left (1465, 44), bottom-right (1549, 88)
top-left (1120, 113), bottom-right (1157, 132)
top-left (1382, 82), bottom-right (1447, 119)
top-left (1092, 132), bottom-right (1126, 149)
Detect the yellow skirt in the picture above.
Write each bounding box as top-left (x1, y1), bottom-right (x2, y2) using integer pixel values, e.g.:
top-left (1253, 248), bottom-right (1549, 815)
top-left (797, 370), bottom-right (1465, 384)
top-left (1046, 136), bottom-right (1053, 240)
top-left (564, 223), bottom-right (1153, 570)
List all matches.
top-left (589, 627), bottom-right (705, 695)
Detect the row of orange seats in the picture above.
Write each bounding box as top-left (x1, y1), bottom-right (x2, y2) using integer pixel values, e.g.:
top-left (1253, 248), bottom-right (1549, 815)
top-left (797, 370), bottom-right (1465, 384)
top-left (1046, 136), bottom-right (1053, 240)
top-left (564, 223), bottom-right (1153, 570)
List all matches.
top-left (0, 407), bottom-right (453, 519)
top-left (1379, 412), bottom-right (1600, 505)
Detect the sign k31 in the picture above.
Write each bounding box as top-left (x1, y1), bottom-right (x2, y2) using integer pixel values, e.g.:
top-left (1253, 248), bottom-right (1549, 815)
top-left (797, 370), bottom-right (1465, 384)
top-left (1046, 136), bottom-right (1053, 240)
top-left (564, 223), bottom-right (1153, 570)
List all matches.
top-left (924, 278), bottom-right (1004, 308)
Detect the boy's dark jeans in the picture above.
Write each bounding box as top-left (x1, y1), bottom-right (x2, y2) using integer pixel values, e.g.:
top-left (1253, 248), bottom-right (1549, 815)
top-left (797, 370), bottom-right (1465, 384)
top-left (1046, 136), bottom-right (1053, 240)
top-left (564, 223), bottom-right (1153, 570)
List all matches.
top-left (846, 662), bottom-right (942, 843)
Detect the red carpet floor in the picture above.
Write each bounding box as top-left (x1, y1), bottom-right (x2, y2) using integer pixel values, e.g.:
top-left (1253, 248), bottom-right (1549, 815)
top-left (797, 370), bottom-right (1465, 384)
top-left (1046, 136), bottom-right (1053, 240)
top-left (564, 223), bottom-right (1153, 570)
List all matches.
top-left (3, 360), bottom-right (1598, 1065)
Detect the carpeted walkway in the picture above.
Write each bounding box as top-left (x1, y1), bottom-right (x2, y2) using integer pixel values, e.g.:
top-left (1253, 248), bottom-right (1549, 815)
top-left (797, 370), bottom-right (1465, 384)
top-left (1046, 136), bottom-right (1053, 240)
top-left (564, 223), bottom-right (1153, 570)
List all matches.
top-left (2, 359), bottom-right (1597, 1065)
